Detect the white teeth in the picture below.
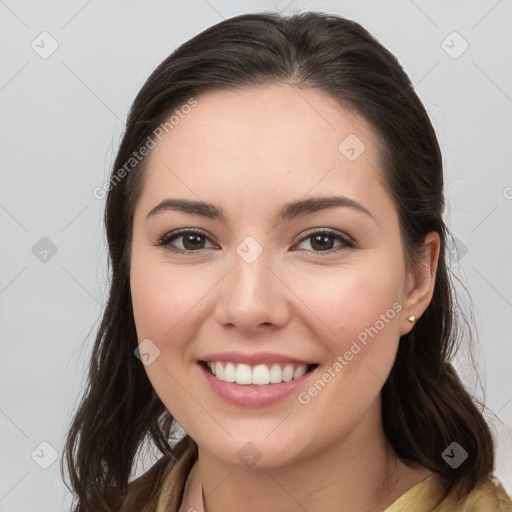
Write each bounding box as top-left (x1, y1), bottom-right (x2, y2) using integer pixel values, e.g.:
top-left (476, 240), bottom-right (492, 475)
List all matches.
top-left (293, 365), bottom-right (307, 379)
top-left (269, 363), bottom-right (282, 383)
top-left (215, 361), bottom-right (224, 380)
top-left (282, 365), bottom-right (294, 382)
top-left (206, 361), bottom-right (311, 385)
top-left (235, 363), bottom-right (252, 385)
top-left (224, 362), bottom-right (236, 382)
top-left (252, 364), bottom-right (270, 385)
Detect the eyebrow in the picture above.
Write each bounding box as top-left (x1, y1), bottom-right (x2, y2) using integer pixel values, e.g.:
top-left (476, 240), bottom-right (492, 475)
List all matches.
top-left (146, 196), bottom-right (374, 223)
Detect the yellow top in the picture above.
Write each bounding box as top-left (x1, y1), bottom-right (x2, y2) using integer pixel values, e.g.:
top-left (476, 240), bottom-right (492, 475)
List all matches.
top-left (141, 440), bottom-right (512, 512)
top-left (382, 473), bottom-right (512, 511)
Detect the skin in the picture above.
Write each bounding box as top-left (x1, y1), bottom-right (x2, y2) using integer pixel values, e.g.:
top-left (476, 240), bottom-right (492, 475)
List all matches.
top-left (130, 83), bottom-right (440, 512)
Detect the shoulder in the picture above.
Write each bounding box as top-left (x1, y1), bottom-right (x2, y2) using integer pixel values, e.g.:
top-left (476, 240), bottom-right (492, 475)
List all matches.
top-left (386, 474), bottom-right (512, 512)
top-left (119, 436), bottom-right (198, 512)
top-left (434, 475), bottom-right (512, 512)
top-left (119, 454), bottom-right (175, 511)
top-left (457, 476), bottom-right (512, 511)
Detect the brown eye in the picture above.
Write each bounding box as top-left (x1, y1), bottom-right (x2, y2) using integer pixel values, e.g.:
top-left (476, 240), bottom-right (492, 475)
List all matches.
top-left (156, 229), bottom-right (216, 254)
top-left (295, 229), bottom-right (353, 253)
top-left (180, 233), bottom-right (207, 250)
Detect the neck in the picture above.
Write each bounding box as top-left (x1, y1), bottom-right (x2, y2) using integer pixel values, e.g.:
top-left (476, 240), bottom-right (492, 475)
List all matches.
top-left (195, 400), bottom-right (417, 512)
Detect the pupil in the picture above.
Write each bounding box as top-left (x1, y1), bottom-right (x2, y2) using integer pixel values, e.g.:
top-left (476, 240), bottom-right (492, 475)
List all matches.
top-left (312, 234), bottom-right (333, 251)
top-left (183, 234), bottom-right (204, 250)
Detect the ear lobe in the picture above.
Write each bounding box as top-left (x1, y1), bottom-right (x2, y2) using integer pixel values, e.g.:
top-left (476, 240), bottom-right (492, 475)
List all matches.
top-left (400, 231), bottom-right (441, 335)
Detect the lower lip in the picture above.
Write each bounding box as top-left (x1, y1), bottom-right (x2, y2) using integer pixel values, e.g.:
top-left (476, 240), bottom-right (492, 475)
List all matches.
top-left (198, 363), bottom-right (318, 408)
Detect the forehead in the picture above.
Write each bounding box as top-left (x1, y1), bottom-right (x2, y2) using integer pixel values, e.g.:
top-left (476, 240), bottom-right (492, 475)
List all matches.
top-left (136, 84), bottom-right (390, 217)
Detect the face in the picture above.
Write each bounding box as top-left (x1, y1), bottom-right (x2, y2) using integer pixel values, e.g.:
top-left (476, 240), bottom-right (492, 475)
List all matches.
top-left (130, 84), bottom-right (423, 469)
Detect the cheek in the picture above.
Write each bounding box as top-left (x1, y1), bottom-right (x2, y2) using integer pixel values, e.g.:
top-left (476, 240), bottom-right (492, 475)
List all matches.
top-left (130, 259), bottom-right (216, 428)
top-left (287, 260), bottom-right (404, 351)
top-left (287, 266), bottom-right (404, 439)
top-left (130, 258), bottom-right (210, 343)
top-left (285, 258), bottom-right (406, 417)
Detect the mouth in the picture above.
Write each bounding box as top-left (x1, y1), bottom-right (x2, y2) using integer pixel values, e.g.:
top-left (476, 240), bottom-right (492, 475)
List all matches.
top-left (199, 360), bottom-right (319, 386)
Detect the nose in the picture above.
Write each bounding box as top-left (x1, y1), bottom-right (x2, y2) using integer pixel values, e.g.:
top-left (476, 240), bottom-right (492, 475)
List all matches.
top-left (214, 249), bottom-right (290, 333)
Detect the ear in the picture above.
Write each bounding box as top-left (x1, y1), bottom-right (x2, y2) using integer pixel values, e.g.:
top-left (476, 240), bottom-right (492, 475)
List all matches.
top-left (400, 231), bottom-right (441, 336)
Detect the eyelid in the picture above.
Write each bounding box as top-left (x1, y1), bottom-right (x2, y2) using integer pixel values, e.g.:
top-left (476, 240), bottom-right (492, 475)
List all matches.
top-left (160, 227), bottom-right (211, 240)
top-left (294, 227), bottom-right (354, 248)
top-left (155, 227), bottom-right (218, 254)
top-left (297, 227), bottom-right (352, 240)
top-left (155, 227), bottom-right (354, 254)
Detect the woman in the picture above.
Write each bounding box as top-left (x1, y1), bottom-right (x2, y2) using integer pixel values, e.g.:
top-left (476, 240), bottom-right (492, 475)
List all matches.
top-left (62, 11), bottom-right (512, 511)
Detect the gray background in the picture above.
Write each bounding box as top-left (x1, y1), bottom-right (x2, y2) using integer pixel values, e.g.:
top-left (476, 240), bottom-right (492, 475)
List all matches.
top-left (1, 0), bottom-right (511, 510)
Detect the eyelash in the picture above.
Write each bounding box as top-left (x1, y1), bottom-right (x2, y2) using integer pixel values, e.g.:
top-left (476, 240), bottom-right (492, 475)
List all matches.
top-left (155, 228), bottom-right (354, 255)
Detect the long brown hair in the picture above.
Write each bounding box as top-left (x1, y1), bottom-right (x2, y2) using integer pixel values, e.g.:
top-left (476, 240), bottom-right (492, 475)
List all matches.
top-left (62, 11), bottom-right (495, 510)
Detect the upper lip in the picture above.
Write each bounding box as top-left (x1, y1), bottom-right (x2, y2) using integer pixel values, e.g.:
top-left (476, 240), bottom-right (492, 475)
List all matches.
top-left (199, 351), bottom-right (314, 366)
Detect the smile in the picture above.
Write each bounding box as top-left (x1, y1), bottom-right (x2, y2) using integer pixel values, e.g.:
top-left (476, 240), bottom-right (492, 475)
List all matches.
top-left (197, 351), bottom-right (320, 407)
top-left (204, 361), bottom-right (317, 386)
